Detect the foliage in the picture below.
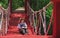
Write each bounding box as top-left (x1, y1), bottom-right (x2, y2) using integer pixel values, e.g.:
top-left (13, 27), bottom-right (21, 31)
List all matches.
top-left (30, 0), bottom-right (50, 11)
top-left (46, 4), bottom-right (53, 26)
top-left (0, 0), bottom-right (24, 10)
top-left (12, 0), bottom-right (24, 10)
top-left (46, 4), bottom-right (53, 35)
top-left (0, 0), bottom-right (8, 9)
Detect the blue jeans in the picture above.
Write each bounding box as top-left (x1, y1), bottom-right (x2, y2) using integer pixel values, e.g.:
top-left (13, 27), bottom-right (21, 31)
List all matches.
top-left (19, 28), bottom-right (27, 35)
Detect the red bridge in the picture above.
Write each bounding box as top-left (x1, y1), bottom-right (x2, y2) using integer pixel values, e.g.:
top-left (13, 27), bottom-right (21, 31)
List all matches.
top-left (0, 0), bottom-right (60, 38)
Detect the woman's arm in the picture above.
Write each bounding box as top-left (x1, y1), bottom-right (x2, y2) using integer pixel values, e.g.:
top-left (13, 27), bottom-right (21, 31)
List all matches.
top-left (25, 23), bottom-right (27, 28)
top-left (17, 24), bottom-right (20, 29)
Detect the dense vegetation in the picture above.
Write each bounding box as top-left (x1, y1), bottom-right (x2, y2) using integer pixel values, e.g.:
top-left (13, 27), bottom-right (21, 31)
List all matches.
top-left (46, 4), bottom-right (53, 35)
top-left (29, 0), bottom-right (50, 11)
top-left (0, 0), bottom-right (8, 9)
top-left (12, 0), bottom-right (24, 10)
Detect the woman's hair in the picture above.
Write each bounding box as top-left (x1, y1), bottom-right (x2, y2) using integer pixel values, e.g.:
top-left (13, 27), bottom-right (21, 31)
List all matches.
top-left (19, 18), bottom-right (25, 23)
top-left (21, 19), bottom-right (24, 21)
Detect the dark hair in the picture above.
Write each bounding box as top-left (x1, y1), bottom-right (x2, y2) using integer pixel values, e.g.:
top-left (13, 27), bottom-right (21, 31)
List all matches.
top-left (19, 18), bottom-right (25, 22)
top-left (20, 19), bottom-right (24, 21)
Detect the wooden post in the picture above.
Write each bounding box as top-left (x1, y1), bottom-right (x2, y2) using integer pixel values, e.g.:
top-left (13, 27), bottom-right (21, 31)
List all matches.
top-left (53, 1), bottom-right (60, 38)
top-left (25, 0), bottom-right (28, 13)
top-left (0, 6), bottom-right (3, 36)
top-left (43, 7), bottom-right (46, 35)
top-left (51, 0), bottom-right (60, 38)
top-left (9, 0), bottom-right (12, 13)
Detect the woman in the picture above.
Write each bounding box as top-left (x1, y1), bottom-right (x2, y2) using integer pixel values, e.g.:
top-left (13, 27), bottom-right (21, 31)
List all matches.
top-left (17, 18), bottom-right (28, 35)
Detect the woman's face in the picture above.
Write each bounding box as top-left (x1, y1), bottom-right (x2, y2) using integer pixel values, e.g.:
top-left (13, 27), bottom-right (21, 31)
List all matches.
top-left (21, 20), bottom-right (24, 23)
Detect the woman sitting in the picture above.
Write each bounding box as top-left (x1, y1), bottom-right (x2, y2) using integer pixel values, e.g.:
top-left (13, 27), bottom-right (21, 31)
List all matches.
top-left (17, 18), bottom-right (28, 35)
